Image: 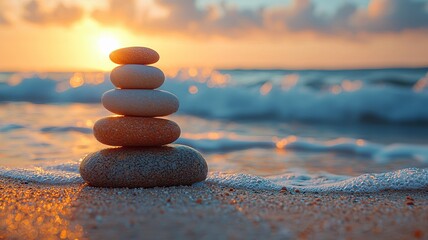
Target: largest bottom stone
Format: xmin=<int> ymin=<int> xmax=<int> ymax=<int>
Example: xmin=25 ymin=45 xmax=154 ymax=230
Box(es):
xmin=80 ymin=144 xmax=208 ymax=188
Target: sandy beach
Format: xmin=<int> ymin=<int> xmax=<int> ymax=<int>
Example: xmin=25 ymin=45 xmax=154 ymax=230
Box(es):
xmin=1 ymin=0 xmax=428 ymax=239
xmin=1 ymin=177 xmax=427 ymax=240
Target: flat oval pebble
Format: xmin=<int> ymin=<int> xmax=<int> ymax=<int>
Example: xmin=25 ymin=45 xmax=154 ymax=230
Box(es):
xmin=110 ymin=65 xmax=165 ymax=89
xmin=93 ymin=116 xmax=180 ymax=146
xmin=102 ymin=89 xmax=179 ymax=117
xmin=80 ymin=144 xmax=208 ymax=188
xmin=110 ymin=47 xmax=160 ymax=65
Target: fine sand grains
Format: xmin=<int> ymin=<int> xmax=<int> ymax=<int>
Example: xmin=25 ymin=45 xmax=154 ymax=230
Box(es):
xmin=1 ymin=178 xmax=427 ymax=240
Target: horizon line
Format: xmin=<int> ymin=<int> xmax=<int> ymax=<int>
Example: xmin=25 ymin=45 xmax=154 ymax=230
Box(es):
xmin=1 ymin=65 xmax=428 ymax=73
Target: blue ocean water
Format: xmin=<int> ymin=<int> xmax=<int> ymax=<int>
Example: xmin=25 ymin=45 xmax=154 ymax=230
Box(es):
xmin=0 ymin=68 xmax=428 ymax=192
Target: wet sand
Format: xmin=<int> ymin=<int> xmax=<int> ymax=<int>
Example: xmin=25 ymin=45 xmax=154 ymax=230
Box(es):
xmin=1 ymin=177 xmax=427 ymax=240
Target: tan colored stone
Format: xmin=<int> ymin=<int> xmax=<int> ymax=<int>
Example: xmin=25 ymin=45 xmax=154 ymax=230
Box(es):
xmin=79 ymin=145 xmax=208 ymax=188
xmin=110 ymin=47 xmax=160 ymax=65
xmin=110 ymin=65 xmax=165 ymax=89
xmin=102 ymin=89 xmax=179 ymax=117
xmin=93 ymin=116 xmax=180 ymax=146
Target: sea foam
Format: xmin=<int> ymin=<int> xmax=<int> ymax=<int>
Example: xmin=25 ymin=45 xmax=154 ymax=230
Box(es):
xmin=1 ymin=163 xmax=427 ymax=193
xmin=0 ymin=163 xmax=82 ymax=184
xmin=208 ymin=168 xmax=428 ymax=192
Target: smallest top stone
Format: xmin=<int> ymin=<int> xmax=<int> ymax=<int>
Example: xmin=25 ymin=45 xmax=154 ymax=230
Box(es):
xmin=110 ymin=47 xmax=160 ymax=65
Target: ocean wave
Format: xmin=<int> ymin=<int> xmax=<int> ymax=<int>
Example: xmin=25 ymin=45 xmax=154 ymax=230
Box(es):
xmin=0 ymin=124 xmax=25 ymax=132
xmin=179 ymin=133 xmax=428 ymax=163
xmin=1 ymin=70 xmax=428 ymax=123
xmin=0 ymin=75 xmax=111 ymax=103
xmin=40 ymin=126 xmax=92 ymax=134
xmin=164 ymin=79 xmax=428 ymax=123
xmin=31 ymin=126 xmax=428 ymax=162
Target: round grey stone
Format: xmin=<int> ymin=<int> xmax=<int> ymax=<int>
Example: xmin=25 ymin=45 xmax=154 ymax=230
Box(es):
xmin=80 ymin=144 xmax=208 ymax=188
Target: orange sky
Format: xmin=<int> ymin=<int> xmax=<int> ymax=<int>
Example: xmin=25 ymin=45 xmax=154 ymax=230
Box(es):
xmin=0 ymin=0 xmax=428 ymax=71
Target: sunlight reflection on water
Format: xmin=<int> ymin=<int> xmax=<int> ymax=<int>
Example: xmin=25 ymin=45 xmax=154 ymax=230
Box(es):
xmin=1 ymin=103 xmax=427 ymax=177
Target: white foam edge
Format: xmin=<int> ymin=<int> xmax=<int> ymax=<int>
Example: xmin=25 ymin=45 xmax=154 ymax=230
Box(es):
xmin=1 ymin=163 xmax=427 ymax=193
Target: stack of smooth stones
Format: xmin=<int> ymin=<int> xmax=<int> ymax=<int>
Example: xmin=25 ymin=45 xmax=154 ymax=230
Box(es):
xmin=80 ymin=46 xmax=208 ymax=188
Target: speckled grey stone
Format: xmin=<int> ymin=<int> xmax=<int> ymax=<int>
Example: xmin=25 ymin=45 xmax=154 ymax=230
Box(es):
xmin=80 ymin=144 xmax=208 ymax=188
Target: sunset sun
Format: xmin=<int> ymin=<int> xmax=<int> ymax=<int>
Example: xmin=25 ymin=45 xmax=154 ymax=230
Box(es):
xmin=98 ymin=34 xmax=120 ymax=56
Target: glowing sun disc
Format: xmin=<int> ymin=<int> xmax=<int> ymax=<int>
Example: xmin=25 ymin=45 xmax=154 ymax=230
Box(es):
xmin=98 ymin=35 xmax=120 ymax=56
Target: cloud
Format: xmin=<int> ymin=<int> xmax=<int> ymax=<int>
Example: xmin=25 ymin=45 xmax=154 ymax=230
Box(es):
xmin=0 ymin=0 xmax=11 ymax=25
xmin=352 ymin=0 xmax=428 ymax=32
xmin=90 ymin=0 xmax=428 ymax=37
xmin=22 ymin=0 xmax=84 ymax=27
xmin=92 ymin=0 xmax=136 ymax=27
xmin=0 ymin=13 xmax=9 ymax=25
xmin=266 ymin=0 xmax=428 ymax=34
xmin=268 ymin=0 xmax=327 ymax=32
xmin=92 ymin=0 xmax=267 ymax=37
xmin=153 ymin=0 xmax=265 ymax=36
